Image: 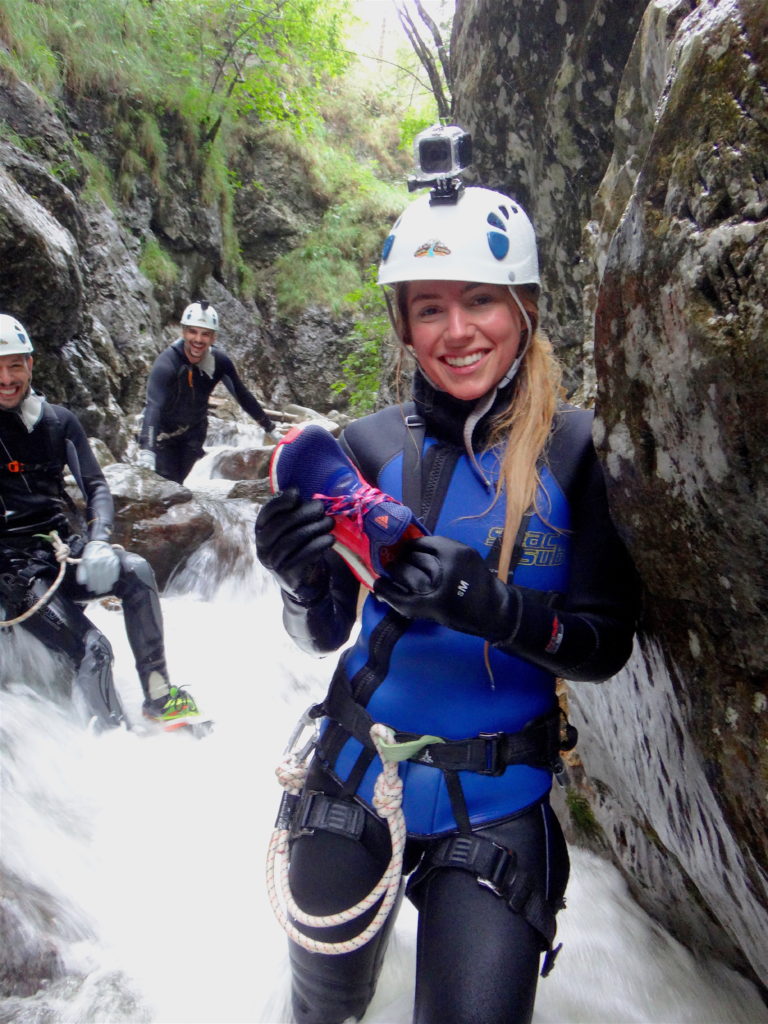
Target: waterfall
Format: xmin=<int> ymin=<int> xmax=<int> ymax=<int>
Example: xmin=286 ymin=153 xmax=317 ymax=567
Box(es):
xmin=1 ymin=431 xmax=767 ymax=1024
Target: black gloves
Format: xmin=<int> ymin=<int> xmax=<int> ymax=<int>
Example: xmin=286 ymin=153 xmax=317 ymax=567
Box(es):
xmin=255 ymin=487 xmax=335 ymax=605
xmin=373 ymin=536 xmax=519 ymax=642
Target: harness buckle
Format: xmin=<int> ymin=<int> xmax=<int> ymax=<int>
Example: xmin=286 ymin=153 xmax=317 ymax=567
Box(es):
xmin=477 ymin=732 xmax=506 ymax=776
xmin=477 ymin=842 xmax=518 ymax=897
xmin=297 ymin=791 xmax=366 ymax=840
xmin=6 ymin=461 xmax=23 ymax=473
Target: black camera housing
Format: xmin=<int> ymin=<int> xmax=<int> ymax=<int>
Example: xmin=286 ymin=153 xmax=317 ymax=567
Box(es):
xmin=408 ymin=124 xmax=473 ymax=204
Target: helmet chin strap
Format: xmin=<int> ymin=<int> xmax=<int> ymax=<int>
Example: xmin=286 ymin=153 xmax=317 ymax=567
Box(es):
xmin=497 ymin=286 xmax=532 ymax=389
xmin=386 ymin=284 xmax=532 ymax=483
xmin=460 ymin=287 xmax=532 ymax=483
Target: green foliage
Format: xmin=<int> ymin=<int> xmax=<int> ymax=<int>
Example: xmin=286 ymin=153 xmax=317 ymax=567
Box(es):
xmin=139 ymin=237 xmax=179 ymax=290
xmin=565 ymin=790 xmax=605 ymax=844
xmin=77 ymin=148 xmax=117 ymax=208
xmin=0 ymin=0 xmax=446 ymax=420
xmin=331 ymin=266 xmax=393 ymax=414
xmin=166 ymin=0 xmax=353 ymax=144
xmin=397 ymin=104 xmax=440 ymax=155
xmin=273 ymin=164 xmax=406 ymax=316
xmin=1 ymin=0 xmax=352 ymax=143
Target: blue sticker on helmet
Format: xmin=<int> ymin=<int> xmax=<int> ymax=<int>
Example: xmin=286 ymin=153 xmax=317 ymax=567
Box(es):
xmin=487 ymin=212 xmax=506 ymax=231
xmin=381 ymin=235 xmax=395 ymax=261
xmin=487 ymin=231 xmax=509 ymax=261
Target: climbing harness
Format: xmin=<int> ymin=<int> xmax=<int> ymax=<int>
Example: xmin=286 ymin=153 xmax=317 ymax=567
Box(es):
xmin=0 ymin=531 xmax=80 ymax=627
xmin=405 ymin=829 xmax=563 ymax=976
xmin=266 ymin=708 xmax=407 ymax=955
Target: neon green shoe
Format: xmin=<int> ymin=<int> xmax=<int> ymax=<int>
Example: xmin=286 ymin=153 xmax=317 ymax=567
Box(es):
xmin=142 ymin=686 xmax=200 ymax=730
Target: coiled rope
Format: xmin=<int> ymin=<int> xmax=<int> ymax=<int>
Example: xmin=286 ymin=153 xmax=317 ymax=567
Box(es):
xmin=266 ymin=720 xmax=407 ymax=955
xmin=0 ymin=530 xmax=80 ymax=627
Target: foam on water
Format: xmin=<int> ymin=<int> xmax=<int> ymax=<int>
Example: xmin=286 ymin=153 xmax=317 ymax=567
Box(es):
xmin=1 ymin=475 xmax=766 ymax=1024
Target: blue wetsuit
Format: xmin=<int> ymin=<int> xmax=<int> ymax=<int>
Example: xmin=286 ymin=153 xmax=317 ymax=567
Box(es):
xmin=275 ymin=375 xmax=639 ymax=1024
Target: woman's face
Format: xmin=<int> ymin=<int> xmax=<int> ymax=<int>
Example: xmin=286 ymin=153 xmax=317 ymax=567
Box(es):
xmin=405 ymin=280 xmax=524 ymax=401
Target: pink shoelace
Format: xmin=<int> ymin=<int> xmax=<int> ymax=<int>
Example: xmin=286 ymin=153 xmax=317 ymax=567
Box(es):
xmin=313 ymin=482 xmax=393 ymax=530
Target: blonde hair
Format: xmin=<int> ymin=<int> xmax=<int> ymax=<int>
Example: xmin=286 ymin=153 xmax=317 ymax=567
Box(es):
xmin=393 ymin=283 xmax=562 ymax=584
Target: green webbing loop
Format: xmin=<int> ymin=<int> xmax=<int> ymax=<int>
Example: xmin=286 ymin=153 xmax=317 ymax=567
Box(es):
xmin=376 ymin=733 xmax=445 ymax=763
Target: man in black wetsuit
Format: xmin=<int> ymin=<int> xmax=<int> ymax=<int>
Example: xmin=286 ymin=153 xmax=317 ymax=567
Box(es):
xmin=0 ymin=313 xmax=199 ymax=730
xmin=137 ymin=300 xmax=276 ymax=484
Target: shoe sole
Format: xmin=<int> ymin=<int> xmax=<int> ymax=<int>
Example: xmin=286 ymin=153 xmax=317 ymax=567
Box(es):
xmin=142 ymin=712 xmax=213 ymax=736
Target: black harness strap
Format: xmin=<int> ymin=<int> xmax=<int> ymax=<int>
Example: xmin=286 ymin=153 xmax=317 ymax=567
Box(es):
xmin=319 ymin=667 xmax=576 ymax=778
xmin=401 ymin=406 xmax=424 ymax=515
xmin=399 ymin=706 xmax=576 ymax=775
xmin=408 ymin=831 xmax=561 ymax=952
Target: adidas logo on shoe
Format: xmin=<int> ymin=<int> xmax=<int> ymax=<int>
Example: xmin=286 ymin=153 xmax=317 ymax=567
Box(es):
xmin=268 ymin=423 xmax=427 ymax=590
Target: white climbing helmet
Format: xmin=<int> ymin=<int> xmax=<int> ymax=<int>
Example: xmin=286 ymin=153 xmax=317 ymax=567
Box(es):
xmin=377 ymin=186 xmax=539 ymax=288
xmin=181 ymin=300 xmax=219 ymax=331
xmin=0 ymin=314 xmax=34 ymax=355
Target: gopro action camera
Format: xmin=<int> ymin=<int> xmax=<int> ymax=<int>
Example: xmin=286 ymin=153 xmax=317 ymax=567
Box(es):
xmin=408 ymin=124 xmax=473 ymax=204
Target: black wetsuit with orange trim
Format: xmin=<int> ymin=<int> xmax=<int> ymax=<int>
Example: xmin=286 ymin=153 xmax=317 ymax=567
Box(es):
xmin=0 ymin=398 xmax=171 ymax=726
xmin=139 ymin=339 xmax=275 ymax=483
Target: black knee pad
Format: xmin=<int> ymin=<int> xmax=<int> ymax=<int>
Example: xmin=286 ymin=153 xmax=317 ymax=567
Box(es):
xmin=118 ymin=550 xmax=157 ymax=589
xmin=74 ymin=628 xmax=125 ymax=730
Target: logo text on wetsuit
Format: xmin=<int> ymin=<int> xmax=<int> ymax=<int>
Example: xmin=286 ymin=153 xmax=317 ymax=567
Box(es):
xmin=519 ymin=531 xmax=565 ymax=568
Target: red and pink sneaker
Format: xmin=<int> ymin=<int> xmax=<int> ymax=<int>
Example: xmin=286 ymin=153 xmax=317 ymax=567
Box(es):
xmin=268 ymin=423 xmax=428 ymax=590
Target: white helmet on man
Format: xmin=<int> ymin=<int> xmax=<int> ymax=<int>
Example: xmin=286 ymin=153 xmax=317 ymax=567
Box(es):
xmin=181 ymin=300 xmax=219 ymax=332
xmin=377 ymin=186 xmax=539 ymax=289
xmin=0 ymin=314 xmax=34 ymax=355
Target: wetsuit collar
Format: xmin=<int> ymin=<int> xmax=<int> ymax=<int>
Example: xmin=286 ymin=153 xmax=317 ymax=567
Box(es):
xmin=16 ymin=392 xmax=45 ymax=432
xmin=197 ymin=348 xmax=215 ymax=378
xmin=413 ymin=369 xmax=515 ymax=485
xmin=174 ymin=337 xmax=216 ymax=379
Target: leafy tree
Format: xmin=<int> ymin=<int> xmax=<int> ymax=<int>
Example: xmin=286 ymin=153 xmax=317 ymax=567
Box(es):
xmin=167 ymin=0 xmax=353 ymax=145
xmin=332 ymin=266 xmax=393 ymax=414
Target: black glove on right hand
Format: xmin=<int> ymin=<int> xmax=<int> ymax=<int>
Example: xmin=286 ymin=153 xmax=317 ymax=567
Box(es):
xmin=373 ymin=535 xmax=517 ymax=641
xmin=255 ymin=487 xmax=335 ymax=604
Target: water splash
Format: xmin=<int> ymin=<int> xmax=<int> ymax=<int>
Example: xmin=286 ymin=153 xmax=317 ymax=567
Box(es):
xmin=2 ymin=457 xmax=766 ymax=1023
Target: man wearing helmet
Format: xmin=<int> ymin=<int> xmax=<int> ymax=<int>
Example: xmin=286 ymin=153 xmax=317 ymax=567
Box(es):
xmin=255 ymin=144 xmax=640 ymax=1023
xmin=138 ymin=300 xmax=276 ymax=484
xmin=0 ymin=314 xmax=200 ymax=730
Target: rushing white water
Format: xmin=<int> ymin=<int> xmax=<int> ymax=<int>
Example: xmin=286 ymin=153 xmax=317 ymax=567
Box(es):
xmin=1 ymin=438 xmax=767 ymax=1024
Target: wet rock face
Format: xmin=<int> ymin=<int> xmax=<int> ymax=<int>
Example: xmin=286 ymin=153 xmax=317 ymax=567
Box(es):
xmin=0 ymin=81 xmax=346 ymax=458
xmin=0 ymin=871 xmax=66 ymax=997
xmin=454 ymin=0 xmax=768 ymax=989
xmin=102 ymin=465 xmax=216 ymax=591
xmin=591 ymin=1 xmax=768 ymax=982
xmin=451 ymin=0 xmax=648 ymax=381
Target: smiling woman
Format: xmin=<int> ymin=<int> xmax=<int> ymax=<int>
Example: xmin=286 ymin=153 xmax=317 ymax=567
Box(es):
xmin=254 ymin=160 xmax=642 ymax=1023
xmin=403 ymin=280 xmax=525 ymax=401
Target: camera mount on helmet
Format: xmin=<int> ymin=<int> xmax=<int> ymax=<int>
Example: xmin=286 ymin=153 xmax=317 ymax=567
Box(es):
xmin=407 ymin=124 xmax=472 ymax=206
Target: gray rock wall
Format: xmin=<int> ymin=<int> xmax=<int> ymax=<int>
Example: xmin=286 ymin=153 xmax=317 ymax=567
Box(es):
xmin=451 ymin=0 xmax=648 ymax=385
xmin=453 ymin=0 xmax=768 ymax=990
xmin=0 ymin=78 xmax=349 ymax=455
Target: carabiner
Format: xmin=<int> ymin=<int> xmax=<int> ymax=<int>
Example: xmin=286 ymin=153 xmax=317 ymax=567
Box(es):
xmin=284 ymin=705 xmax=320 ymax=764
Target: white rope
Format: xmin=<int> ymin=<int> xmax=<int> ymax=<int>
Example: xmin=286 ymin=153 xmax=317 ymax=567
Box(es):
xmin=266 ymin=721 xmax=407 ymax=955
xmin=0 ymin=531 xmax=79 ymax=627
